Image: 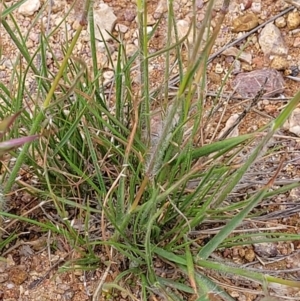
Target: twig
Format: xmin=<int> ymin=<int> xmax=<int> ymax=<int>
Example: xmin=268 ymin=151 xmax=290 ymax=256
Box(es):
xmin=285 ymin=0 xmax=300 ymax=9
xmin=286 ymin=75 xmax=300 ymax=82
xmin=205 ymin=92 xmax=291 ymax=101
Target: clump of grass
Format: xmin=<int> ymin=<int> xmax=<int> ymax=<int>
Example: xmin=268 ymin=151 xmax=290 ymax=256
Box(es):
xmin=1 ymin=0 xmax=300 ymax=300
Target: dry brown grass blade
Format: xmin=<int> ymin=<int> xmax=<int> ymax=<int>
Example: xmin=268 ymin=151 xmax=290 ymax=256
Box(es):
xmin=124 ymin=95 xmax=139 ymax=161
xmin=264 ymin=153 xmax=286 ymax=189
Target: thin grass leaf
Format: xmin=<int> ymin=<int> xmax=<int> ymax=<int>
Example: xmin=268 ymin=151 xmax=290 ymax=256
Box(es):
xmin=196 ymin=258 xmax=300 ymax=288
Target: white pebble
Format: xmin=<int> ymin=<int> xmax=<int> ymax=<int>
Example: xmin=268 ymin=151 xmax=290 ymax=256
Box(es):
xmin=18 ymin=0 xmax=41 ymax=17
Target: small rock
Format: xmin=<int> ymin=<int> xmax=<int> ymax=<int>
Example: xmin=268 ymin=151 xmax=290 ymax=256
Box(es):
xmin=244 ymin=248 xmax=256 ymax=262
xmin=6 ymin=255 xmax=15 ymax=267
xmin=29 ymin=32 xmax=39 ymax=43
xmin=26 ymin=40 xmax=34 ymax=48
xmin=63 ymin=289 xmax=75 ymax=301
xmin=286 ymin=65 xmax=299 ymax=76
xmin=218 ymin=114 xmax=239 ymax=138
xmin=251 ymin=2 xmax=262 ymax=13
xmin=289 ymin=187 xmax=300 ymax=200
xmin=283 ymin=108 xmax=300 ymax=136
xmin=222 ymin=46 xmax=252 ymax=64
xmin=287 ymin=11 xmax=300 ymax=30
xmin=262 ymin=99 xmax=270 ymax=105
xmin=97 ymin=41 xmax=114 ymax=54
xmin=8 ymin=266 xmax=28 ymax=285
xmin=241 ymin=62 xmax=253 ymax=71
xmin=275 ymin=16 xmax=286 ymax=28
xmin=174 ymin=19 xmax=194 ymax=44
xmin=153 ymin=0 xmax=168 ymax=19
xmin=225 ymin=56 xmax=234 ymax=65
xmin=233 ymin=60 xmax=242 ymax=74
xmin=125 ymin=43 xmax=138 ymax=57
xmin=133 ymin=27 xmax=152 ymax=39
xmin=259 ymin=23 xmax=288 ymax=56
xmin=147 ymin=14 xmax=156 ymax=26
xmin=253 ymin=240 xmax=278 ymax=258
xmin=209 ymin=72 xmax=221 ymax=84
xmin=230 ymin=291 xmax=240 ymax=298
xmin=252 ymin=56 xmax=264 ymax=68
xmin=232 ymin=13 xmax=259 ymax=33
xmin=97 ymin=52 xmax=108 ymax=68
xmin=0 ymin=272 xmax=8 ymax=283
xmin=196 ymin=0 xmax=204 ymax=9
xmin=7 ymin=283 xmax=15 ymax=289
xmin=270 ymin=55 xmax=289 ymax=70
xmin=115 ymin=23 xmax=128 ymax=33
xmin=124 ymin=9 xmax=136 ymax=22
xmin=18 ymin=0 xmax=40 ymax=16
xmin=51 ymin=0 xmax=64 ymax=13
xmin=146 ymin=26 xmax=153 ymax=34
xmin=121 ymin=291 xmax=128 ymax=299
xmin=215 ymin=63 xmax=223 ymax=74
xmin=54 ymin=16 xmax=63 ymax=27
xmin=197 ymin=13 xmax=205 ymax=22
xmin=264 ymin=104 xmax=278 ymax=115
xmin=57 ymin=283 xmax=71 ymax=291
xmin=243 ymin=0 xmax=250 ymax=10
xmin=213 ymin=0 xmax=224 ymax=10
xmin=232 ymin=68 xmax=285 ymax=97
xmin=72 ymin=20 xmax=80 ymax=30
xmin=294 ymin=36 xmax=300 ymax=47
xmin=89 ymin=4 xmax=117 ymax=41
xmin=103 ymin=70 xmax=114 ymax=81
xmin=0 ymin=261 xmax=6 ymax=273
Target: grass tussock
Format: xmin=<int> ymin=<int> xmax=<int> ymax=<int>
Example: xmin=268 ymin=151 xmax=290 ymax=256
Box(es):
xmin=0 ymin=0 xmax=300 ymax=300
